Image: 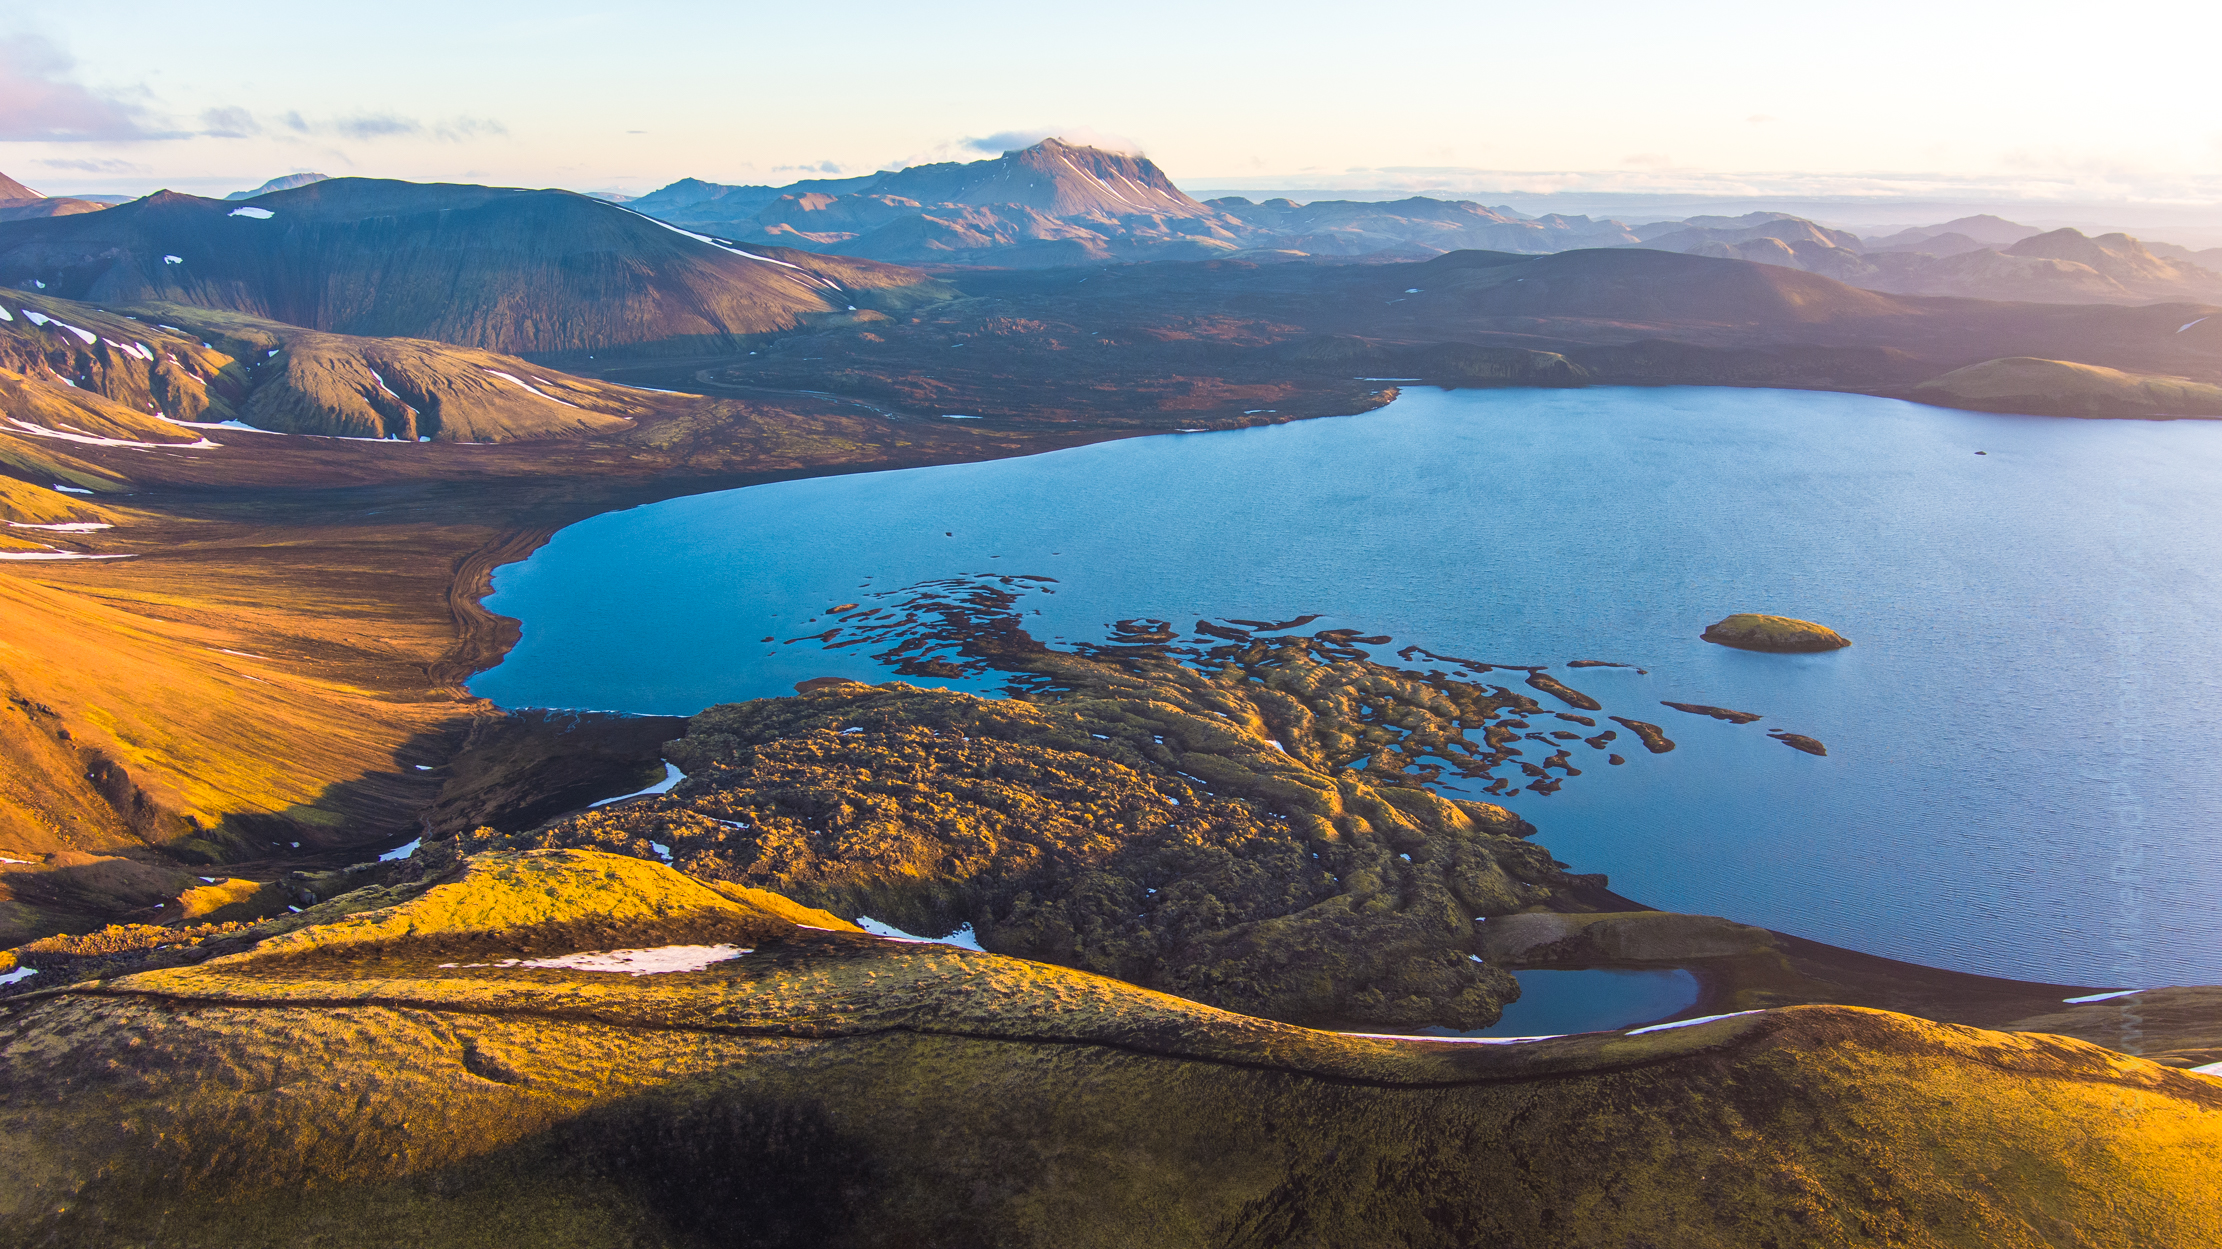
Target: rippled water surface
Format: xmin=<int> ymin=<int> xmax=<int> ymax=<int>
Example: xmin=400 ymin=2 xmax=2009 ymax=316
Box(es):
xmin=473 ymin=387 xmax=2222 ymax=984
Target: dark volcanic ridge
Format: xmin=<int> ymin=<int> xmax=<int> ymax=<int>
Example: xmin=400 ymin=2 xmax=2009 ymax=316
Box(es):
xmin=0 ymin=178 xmax=953 ymax=357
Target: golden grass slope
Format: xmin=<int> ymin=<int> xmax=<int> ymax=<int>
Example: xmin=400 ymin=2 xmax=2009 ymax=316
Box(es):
xmin=1914 ymin=355 xmax=2222 ymax=419
xmin=0 ymin=291 xmax=659 ymax=444
xmin=1 ymin=849 xmax=2215 ymax=1248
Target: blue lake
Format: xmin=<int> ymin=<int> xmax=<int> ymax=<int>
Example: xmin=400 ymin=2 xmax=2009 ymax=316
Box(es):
xmin=1447 ymin=968 xmax=1702 ymax=1038
xmin=472 ymin=386 xmax=2222 ymax=986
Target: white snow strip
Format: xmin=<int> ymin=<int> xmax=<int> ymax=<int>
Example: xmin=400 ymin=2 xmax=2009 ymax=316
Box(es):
xmin=0 ymin=855 xmax=35 ymax=864
xmin=940 ymin=414 xmax=981 ymax=419
xmin=1267 ymin=739 xmax=1286 ymax=752
xmin=444 ymin=944 xmax=749 ymax=975
xmin=51 ymin=484 xmax=93 ymax=494
xmin=614 ymin=204 xmax=809 ymax=269
xmin=7 ymin=417 xmax=216 ymax=450
xmin=2062 ymin=989 xmax=2144 ymax=1004
xmin=0 ymin=967 xmax=37 ymax=987
xmin=228 ymin=206 xmax=275 ymax=219
xmin=854 ymin=917 xmax=985 ymax=951
xmin=56 ymin=322 xmax=95 ymax=344
xmin=2178 ymin=317 xmax=2207 ymax=333
xmin=377 ymin=838 xmax=420 ymax=862
xmin=0 ymin=305 xmax=11 ymax=321
xmin=1337 ymin=1030 xmax=1567 ymax=1045
xmin=103 ymin=338 xmax=152 ymax=360
xmin=1625 ymin=1010 xmax=1764 ymax=1036
xmin=215 ymin=648 xmax=270 ymax=659
xmin=22 ymin=311 xmax=51 ymax=326
xmin=591 ymin=761 xmax=684 ymax=807
xmin=0 ymin=548 xmax=135 ymax=561
xmin=482 ymin=369 xmax=581 ymax=408
xmin=648 ymin=841 xmax=672 ymax=862
xmin=8 ymin=521 xmax=111 ymax=532
xmin=2190 ymin=1061 xmax=2222 ymax=1077
xmin=164 ymin=255 xmax=184 ymax=265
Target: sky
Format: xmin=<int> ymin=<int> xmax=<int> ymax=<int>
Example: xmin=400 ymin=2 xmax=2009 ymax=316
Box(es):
xmin=5 ymin=0 xmax=2220 ymax=226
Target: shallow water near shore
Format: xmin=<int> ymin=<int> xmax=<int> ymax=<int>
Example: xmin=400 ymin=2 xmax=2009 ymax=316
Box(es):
xmin=474 ymin=386 xmax=2222 ymax=985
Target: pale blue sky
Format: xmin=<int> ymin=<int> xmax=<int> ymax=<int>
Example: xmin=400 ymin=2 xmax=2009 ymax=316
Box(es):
xmin=5 ymin=0 xmax=2218 ymax=215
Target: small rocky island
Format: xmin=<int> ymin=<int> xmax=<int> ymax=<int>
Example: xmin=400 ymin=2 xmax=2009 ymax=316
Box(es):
xmin=1701 ymin=613 xmax=1851 ymax=653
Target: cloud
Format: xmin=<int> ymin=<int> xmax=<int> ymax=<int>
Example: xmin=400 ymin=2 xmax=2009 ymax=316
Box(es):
xmin=0 ymin=32 xmax=180 ymax=141
xmin=333 ymin=114 xmax=421 ymax=140
xmin=889 ymin=126 xmax=1146 ymax=171
xmin=964 ymin=126 xmax=1142 ymax=156
xmin=36 ymin=156 xmax=147 ymax=173
xmin=270 ymin=111 xmax=506 ymax=143
xmin=201 ymin=106 xmax=260 ymax=138
xmin=774 ymin=160 xmax=846 ymax=174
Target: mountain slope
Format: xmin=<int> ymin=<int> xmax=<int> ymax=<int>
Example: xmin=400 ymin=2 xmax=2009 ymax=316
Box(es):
xmin=0 ymin=172 xmax=38 ymax=200
xmin=0 ymin=179 xmax=953 ymax=356
xmin=223 ymin=172 xmax=329 ymax=200
xmin=0 ymin=292 xmax=653 ymax=445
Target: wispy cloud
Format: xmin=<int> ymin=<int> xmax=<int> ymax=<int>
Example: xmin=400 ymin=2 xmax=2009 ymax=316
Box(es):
xmin=201 ymin=106 xmax=259 ymax=138
xmin=36 ymin=156 xmax=148 ymax=173
xmin=276 ymin=110 xmax=506 ymax=143
xmin=773 ymin=160 xmax=846 ymax=175
xmin=890 ymin=126 xmax=1146 ymax=170
xmin=0 ymin=32 xmax=181 ymax=141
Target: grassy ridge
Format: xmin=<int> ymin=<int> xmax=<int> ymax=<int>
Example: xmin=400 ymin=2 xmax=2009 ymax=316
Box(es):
xmin=2 ymin=849 xmax=2214 ymax=1247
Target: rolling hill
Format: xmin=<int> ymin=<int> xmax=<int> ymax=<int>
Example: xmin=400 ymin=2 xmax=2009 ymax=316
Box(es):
xmin=0 ymin=179 xmax=954 ymax=356
xmin=0 ymin=848 xmax=2215 ymax=1247
xmin=0 ymin=291 xmax=654 ymax=446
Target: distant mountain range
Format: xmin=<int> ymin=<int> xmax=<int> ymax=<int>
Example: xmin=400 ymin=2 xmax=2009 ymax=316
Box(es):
xmin=224 ymin=172 xmax=331 ymax=201
xmin=0 ymin=178 xmax=952 ymax=356
xmin=609 ymin=142 xmax=2222 ymax=307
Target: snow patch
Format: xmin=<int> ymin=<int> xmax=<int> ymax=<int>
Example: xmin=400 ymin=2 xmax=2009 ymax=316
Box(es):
xmin=854 ymin=917 xmax=985 ymax=951
xmin=0 ymin=548 xmax=136 ymax=561
xmin=0 ymin=967 xmax=37 ymax=987
xmin=377 ymin=839 xmax=420 ymax=862
xmin=1625 ymin=1010 xmax=1764 ymax=1036
xmin=1338 ymin=1030 xmax=1565 ymax=1045
xmin=164 ymin=255 xmax=184 ymax=265
xmin=2190 ymin=1061 xmax=2222 ymax=1077
xmin=228 ymin=206 xmax=275 ymax=219
xmin=591 ymin=761 xmax=684 ymax=807
xmin=441 ymin=944 xmax=749 ymax=975
xmin=2178 ymin=317 xmax=2208 ymax=333
xmin=2062 ymin=989 xmax=2144 ymax=1004
xmin=6 ymin=417 xmax=217 ymax=450
xmin=8 ymin=521 xmax=111 ymax=532
xmin=615 ymin=205 xmax=809 ymax=270
xmin=50 ymin=484 xmax=93 ymax=494
xmin=482 ymin=369 xmax=582 ymax=408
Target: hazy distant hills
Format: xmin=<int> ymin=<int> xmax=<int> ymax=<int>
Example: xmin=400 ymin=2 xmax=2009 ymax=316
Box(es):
xmin=1207 ymin=196 xmax=1640 ymax=259
xmin=224 ymin=172 xmax=331 ymax=201
xmin=1624 ymin=213 xmax=2222 ymax=306
xmin=0 ymin=179 xmax=952 ymax=356
xmin=616 ymin=145 xmax=2222 ymax=306
xmin=0 ymin=169 xmax=113 ymax=225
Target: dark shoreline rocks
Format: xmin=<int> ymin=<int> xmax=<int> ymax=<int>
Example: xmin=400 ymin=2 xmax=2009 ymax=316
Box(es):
xmin=1701 ymin=613 xmax=1851 ymax=652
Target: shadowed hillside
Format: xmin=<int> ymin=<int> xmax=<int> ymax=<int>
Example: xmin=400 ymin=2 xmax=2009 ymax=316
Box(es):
xmin=0 ymin=180 xmax=954 ymax=356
